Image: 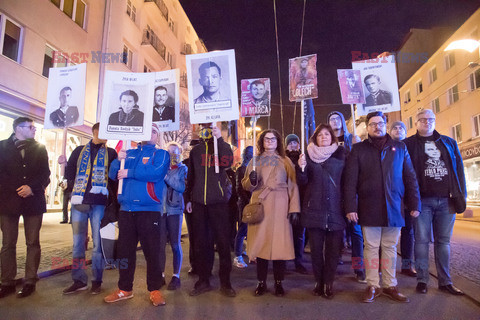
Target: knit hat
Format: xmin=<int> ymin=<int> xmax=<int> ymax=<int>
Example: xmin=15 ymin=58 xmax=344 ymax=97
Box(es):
xmin=389 ymin=121 xmax=406 ymax=133
xmin=285 ymin=134 xmax=300 ymax=147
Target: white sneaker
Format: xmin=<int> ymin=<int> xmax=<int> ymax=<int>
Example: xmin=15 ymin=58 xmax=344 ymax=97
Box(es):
xmin=233 ymin=256 xmax=248 ymax=268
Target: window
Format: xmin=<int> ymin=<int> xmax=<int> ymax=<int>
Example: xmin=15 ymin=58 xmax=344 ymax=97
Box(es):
xmin=431 ymin=97 xmax=440 ymax=114
xmin=50 ymin=0 xmax=87 ymax=28
xmin=123 ymin=44 xmax=133 ymax=69
xmin=168 ymin=18 xmax=175 ymax=34
xmin=143 ymin=64 xmax=151 ymax=73
xmin=416 ymin=80 xmax=423 ymax=95
xmin=473 ymin=114 xmax=480 ymax=138
xmin=408 ymin=116 xmax=413 ymax=130
xmin=447 ymin=84 xmax=459 ymax=105
xmin=452 ymin=124 xmax=462 ymax=143
xmin=429 ymin=67 xmax=437 ymax=84
xmin=469 ymin=69 xmax=480 ymax=91
xmin=444 ymin=52 xmax=455 ymax=71
xmin=0 ymin=15 xmax=23 ymax=62
xmin=404 ymin=90 xmax=411 ymax=103
xmin=42 ymin=45 xmax=54 ymax=77
xmin=167 ymin=51 xmax=175 ymax=68
xmin=126 ymin=0 xmax=136 ymax=22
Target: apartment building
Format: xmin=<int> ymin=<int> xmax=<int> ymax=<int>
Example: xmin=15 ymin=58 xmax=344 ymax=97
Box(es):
xmin=399 ymin=8 xmax=480 ymax=206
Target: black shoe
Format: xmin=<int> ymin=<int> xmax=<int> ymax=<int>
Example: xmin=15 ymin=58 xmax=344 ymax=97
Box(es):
xmin=0 ymin=285 xmax=16 ymax=299
xmin=416 ymin=282 xmax=428 ymax=294
xmin=60 ymin=221 xmax=68 ymax=224
xmin=439 ymin=284 xmax=464 ymax=296
xmin=324 ymin=283 xmax=334 ymax=299
xmin=167 ymin=276 xmax=181 ymax=291
xmin=254 ymin=281 xmax=267 ymax=296
xmin=17 ymin=284 xmax=35 ymax=298
xmin=189 ymin=280 xmax=212 ymax=296
xmin=295 ymin=263 xmax=308 ymax=275
xmin=90 ymin=281 xmax=101 ymax=295
xmin=313 ymin=282 xmax=324 ymax=296
xmin=401 ymin=268 xmax=417 ymax=277
xmin=63 ymin=281 xmax=88 ymax=294
xmin=274 ymin=280 xmax=285 ymax=297
xmin=220 ymin=285 xmax=236 ymax=297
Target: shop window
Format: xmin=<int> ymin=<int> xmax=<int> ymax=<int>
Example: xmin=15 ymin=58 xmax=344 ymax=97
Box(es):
xmin=0 ymin=15 xmax=23 ymax=62
xmin=452 ymin=123 xmax=462 ymax=143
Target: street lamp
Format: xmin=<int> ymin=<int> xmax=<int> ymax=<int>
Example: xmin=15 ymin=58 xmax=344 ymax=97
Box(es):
xmin=444 ymin=39 xmax=480 ymax=53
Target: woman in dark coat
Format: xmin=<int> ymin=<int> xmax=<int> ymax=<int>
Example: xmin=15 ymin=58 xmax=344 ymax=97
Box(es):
xmin=297 ymin=124 xmax=346 ymax=299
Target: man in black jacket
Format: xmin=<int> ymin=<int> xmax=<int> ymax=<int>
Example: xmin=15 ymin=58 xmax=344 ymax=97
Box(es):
xmin=185 ymin=123 xmax=236 ymax=297
xmin=62 ymin=123 xmax=117 ymax=295
xmin=344 ymin=111 xmax=420 ymax=303
xmin=404 ymin=109 xmax=466 ymax=296
xmin=0 ymin=117 xmax=50 ymax=298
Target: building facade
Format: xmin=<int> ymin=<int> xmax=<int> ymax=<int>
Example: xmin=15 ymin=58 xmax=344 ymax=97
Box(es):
xmin=399 ymin=8 xmax=480 ymax=206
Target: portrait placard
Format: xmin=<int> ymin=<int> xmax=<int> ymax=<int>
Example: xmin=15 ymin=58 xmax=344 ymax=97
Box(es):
xmin=337 ymin=69 xmax=366 ymax=104
xmin=99 ymin=70 xmax=154 ymax=141
xmin=352 ymin=55 xmax=400 ymax=116
xmin=152 ymin=69 xmax=180 ymax=131
xmin=44 ymin=63 xmax=86 ymax=129
xmin=240 ymin=78 xmax=271 ymax=117
xmin=186 ymin=49 xmax=239 ymax=124
xmin=289 ymin=54 xmax=318 ymax=102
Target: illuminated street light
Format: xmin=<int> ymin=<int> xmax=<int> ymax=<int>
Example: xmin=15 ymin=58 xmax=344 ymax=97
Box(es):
xmin=444 ymin=39 xmax=480 ymax=53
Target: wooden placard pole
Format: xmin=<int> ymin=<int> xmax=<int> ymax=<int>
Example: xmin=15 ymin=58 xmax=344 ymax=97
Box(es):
xmin=252 ymin=116 xmax=257 ymax=170
xmin=118 ymin=140 xmax=131 ymax=194
xmin=60 ymin=127 xmax=68 ymax=177
xmin=301 ymin=100 xmax=305 ymax=172
xmin=351 ymin=104 xmax=357 ymax=136
xmin=213 ymin=122 xmax=219 ymax=173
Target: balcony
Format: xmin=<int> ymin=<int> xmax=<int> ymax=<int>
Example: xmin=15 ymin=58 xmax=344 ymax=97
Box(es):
xmin=180 ymin=73 xmax=188 ymax=88
xmin=181 ymin=43 xmax=192 ymax=55
xmin=142 ymin=29 xmax=166 ymax=60
xmin=145 ymin=0 xmax=168 ymax=21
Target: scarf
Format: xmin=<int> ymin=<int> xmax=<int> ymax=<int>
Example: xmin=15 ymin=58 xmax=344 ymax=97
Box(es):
xmin=71 ymin=141 xmax=108 ymax=205
xmin=369 ymin=135 xmax=388 ymax=150
xmin=307 ymin=142 xmax=338 ymax=163
xmin=12 ymin=135 xmax=34 ymax=158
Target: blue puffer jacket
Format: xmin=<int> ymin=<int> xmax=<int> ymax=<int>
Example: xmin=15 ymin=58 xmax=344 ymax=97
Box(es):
xmin=109 ymin=143 xmax=170 ymax=212
xmin=162 ymin=163 xmax=188 ymax=215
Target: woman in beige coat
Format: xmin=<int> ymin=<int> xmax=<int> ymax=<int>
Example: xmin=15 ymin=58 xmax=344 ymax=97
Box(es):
xmin=242 ymin=129 xmax=301 ymax=297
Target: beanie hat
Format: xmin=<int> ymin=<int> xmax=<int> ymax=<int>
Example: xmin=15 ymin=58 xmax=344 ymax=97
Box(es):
xmin=285 ymin=134 xmax=300 ymax=147
xmin=389 ymin=121 xmax=406 ymax=133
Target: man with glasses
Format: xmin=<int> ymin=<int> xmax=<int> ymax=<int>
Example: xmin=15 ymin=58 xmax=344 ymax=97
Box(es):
xmin=327 ymin=111 xmax=364 ymax=282
xmin=344 ymin=111 xmax=420 ymax=303
xmin=404 ymin=109 xmax=466 ymax=295
xmin=0 ymin=117 xmax=50 ymax=298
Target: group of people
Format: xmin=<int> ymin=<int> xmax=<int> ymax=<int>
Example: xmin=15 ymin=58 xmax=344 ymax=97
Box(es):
xmin=0 ymin=106 xmax=466 ymax=306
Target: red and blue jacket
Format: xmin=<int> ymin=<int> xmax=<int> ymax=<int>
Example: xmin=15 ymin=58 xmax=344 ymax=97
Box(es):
xmin=109 ymin=143 xmax=170 ymax=212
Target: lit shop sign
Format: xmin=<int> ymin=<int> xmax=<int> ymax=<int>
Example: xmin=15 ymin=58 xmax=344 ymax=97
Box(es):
xmin=461 ymin=142 xmax=480 ymax=160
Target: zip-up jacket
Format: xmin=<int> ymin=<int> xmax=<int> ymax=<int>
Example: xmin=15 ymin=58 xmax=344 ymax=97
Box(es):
xmin=343 ymin=134 xmax=421 ymax=227
xmin=404 ymin=130 xmax=467 ymax=212
xmin=185 ymin=137 xmax=233 ymax=205
xmin=109 ymin=143 xmax=170 ymax=212
xmin=162 ymin=162 xmax=188 ymax=215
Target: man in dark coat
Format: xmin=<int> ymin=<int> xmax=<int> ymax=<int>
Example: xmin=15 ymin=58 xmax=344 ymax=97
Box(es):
xmin=404 ymin=109 xmax=466 ymax=296
xmin=0 ymin=117 xmax=50 ymax=298
xmin=344 ymin=111 xmax=420 ymax=303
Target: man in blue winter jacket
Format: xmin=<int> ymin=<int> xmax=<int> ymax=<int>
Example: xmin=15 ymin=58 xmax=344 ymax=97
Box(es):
xmin=104 ymin=123 xmax=170 ymax=307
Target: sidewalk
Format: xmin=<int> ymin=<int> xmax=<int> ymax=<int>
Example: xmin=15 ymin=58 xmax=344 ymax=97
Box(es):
xmin=0 ymin=212 xmax=479 ymax=319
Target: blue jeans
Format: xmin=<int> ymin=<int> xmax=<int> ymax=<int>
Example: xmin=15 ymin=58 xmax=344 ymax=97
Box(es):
xmin=159 ymin=214 xmax=183 ymax=275
xmin=71 ymin=205 xmax=105 ymax=284
xmin=234 ymin=222 xmax=248 ymax=257
xmin=348 ymin=221 xmax=364 ymax=276
xmin=400 ymin=209 xmax=415 ymax=269
xmin=414 ymin=197 xmax=455 ymax=286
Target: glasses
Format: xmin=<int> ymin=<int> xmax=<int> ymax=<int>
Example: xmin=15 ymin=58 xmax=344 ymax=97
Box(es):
xmin=418 ymin=118 xmax=435 ymax=124
xmin=264 ymin=137 xmax=277 ymax=142
xmin=329 ymin=117 xmax=341 ymax=122
xmin=367 ymin=122 xmax=386 ymax=128
xmin=19 ymin=125 xmax=36 ymax=130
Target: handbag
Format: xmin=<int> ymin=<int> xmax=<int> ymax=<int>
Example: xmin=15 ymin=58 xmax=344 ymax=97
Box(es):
xmin=242 ymin=165 xmax=277 ymax=224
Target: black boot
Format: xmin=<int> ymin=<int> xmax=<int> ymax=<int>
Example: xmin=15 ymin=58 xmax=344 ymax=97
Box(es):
xmin=313 ymin=282 xmax=324 ymax=296
xmin=324 ymin=283 xmax=334 ymax=299
xmin=254 ymin=281 xmax=267 ymax=296
xmin=274 ymin=280 xmax=284 ymax=297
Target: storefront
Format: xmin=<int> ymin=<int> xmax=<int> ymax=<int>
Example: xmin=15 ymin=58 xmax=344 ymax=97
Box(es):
xmin=461 ymin=140 xmax=480 ymax=206
xmin=0 ymin=108 xmax=91 ymax=211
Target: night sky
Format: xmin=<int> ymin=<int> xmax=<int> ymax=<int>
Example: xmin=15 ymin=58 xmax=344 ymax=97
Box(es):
xmin=179 ymin=0 xmax=480 ymax=136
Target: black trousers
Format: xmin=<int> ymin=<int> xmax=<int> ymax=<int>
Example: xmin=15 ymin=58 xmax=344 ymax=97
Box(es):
xmin=62 ymin=190 xmax=71 ymax=222
xmin=191 ymin=202 xmax=232 ymax=286
xmin=117 ymin=211 xmax=162 ymax=292
xmin=256 ymin=258 xmax=286 ymax=282
xmin=308 ymin=228 xmax=343 ymax=285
